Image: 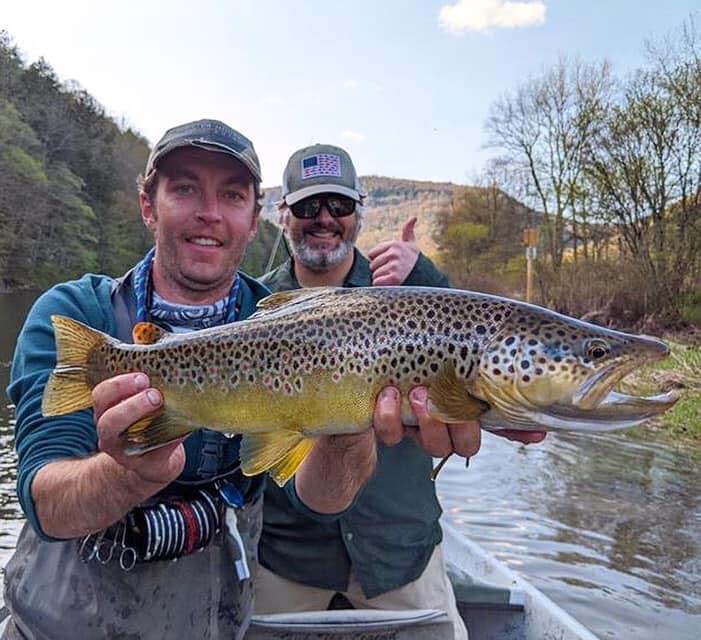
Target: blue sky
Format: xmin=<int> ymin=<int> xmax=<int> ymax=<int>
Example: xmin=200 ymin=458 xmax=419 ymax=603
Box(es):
xmin=2 ymin=1 xmax=698 ymax=186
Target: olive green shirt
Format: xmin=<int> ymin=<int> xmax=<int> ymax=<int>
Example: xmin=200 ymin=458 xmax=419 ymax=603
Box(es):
xmin=258 ymin=249 xmax=451 ymax=598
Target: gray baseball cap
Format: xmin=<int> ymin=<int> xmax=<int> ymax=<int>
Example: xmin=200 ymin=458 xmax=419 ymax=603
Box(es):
xmin=280 ymin=144 xmax=366 ymax=206
xmin=145 ymin=119 xmax=261 ymax=182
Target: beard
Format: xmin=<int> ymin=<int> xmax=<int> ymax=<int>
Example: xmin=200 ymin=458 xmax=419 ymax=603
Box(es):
xmin=288 ymin=219 xmax=359 ymax=273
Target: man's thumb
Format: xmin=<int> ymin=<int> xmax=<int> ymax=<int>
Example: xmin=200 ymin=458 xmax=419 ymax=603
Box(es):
xmin=401 ymin=217 xmax=418 ymax=243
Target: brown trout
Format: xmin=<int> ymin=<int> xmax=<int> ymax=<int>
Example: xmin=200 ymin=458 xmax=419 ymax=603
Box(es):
xmin=42 ymin=286 xmax=678 ymax=486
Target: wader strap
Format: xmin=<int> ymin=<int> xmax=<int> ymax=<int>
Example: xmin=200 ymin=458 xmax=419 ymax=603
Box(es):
xmin=110 ymin=270 xmax=138 ymax=343
xmin=197 ymin=431 xmax=225 ymax=478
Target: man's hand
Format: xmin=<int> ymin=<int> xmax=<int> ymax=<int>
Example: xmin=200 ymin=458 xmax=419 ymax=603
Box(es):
xmin=32 ymin=373 xmax=186 ymax=539
xmin=295 ymin=430 xmax=377 ymax=514
xmin=93 ymin=372 xmax=185 ymax=485
xmin=367 ymin=217 xmax=421 ymax=286
xmin=372 ymin=386 xmax=481 ymax=458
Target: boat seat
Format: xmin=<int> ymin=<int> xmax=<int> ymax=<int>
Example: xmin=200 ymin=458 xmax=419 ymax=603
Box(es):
xmin=448 ymin=567 xmax=526 ymax=611
xmin=245 ymin=608 xmax=453 ymax=639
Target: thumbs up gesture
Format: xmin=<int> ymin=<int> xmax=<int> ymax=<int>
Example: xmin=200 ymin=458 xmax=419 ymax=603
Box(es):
xmin=367 ymin=217 xmax=420 ymax=286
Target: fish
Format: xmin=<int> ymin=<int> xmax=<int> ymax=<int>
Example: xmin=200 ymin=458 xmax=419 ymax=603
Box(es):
xmin=41 ymin=286 xmax=679 ymax=486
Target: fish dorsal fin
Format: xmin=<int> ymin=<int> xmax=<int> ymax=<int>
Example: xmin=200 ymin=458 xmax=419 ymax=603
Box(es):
xmin=239 ymin=431 xmax=305 ymax=479
xmin=268 ymin=437 xmax=316 ymax=487
xmin=255 ymin=287 xmax=339 ymax=312
xmin=132 ymin=322 xmax=169 ymax=345
xmin=428 ymin=361 xmax=490 ymax=422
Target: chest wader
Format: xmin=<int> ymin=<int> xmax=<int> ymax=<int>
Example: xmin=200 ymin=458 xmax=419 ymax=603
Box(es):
xmin=2 ymin=273 xmax=263 ymax=639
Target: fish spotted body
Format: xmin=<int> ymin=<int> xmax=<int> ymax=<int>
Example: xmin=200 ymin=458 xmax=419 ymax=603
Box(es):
xmin=42 ymin=286 xmax=678 ymax=485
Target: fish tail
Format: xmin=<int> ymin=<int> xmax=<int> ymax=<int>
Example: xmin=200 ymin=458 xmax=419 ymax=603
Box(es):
xmin=42 ymin=315 xmax=105 ymax=416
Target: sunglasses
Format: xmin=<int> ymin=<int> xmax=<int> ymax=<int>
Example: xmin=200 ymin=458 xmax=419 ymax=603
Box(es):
xmin=289 ymin=195 xmax=357 ymax=219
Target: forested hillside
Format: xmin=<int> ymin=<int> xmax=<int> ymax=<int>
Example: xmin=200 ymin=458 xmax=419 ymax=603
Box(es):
xmin=0 ymin=31 xmax=285 ymax=288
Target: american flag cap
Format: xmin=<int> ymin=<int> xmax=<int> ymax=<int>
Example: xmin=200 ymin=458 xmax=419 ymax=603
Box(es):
xmin=145 ymin=119 xmax=261 ymax=183
xmin=281 ymin=143 xmax=366 ymax=206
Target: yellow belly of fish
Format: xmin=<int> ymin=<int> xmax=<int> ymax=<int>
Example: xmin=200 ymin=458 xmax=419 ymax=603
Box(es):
xmin=161 ymin=371 xmax=380 ymax=437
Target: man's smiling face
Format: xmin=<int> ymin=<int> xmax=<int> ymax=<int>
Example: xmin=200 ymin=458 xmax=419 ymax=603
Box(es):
xmin=140 ymin=147 xmax=258 ymax=304
xmin=285 ymin=193 xmax=360 ymax=273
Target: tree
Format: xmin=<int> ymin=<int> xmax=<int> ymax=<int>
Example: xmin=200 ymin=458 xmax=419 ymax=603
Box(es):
xmin=485 ymin=56 xmax=613 ymax=269
xmin=586 ymin=17 xmax=701 ymax=316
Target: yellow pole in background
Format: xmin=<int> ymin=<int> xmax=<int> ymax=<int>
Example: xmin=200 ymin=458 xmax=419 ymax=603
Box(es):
xmin=523 ymin=227 xmax=539 ymax=303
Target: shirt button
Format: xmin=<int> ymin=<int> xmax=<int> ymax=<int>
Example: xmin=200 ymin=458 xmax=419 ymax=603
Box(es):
xmin=345 ymin=532 xmax=353 ymax=541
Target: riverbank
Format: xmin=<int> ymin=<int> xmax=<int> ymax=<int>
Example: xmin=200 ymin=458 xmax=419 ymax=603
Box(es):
xmin=621 ymin=338 xmax=701 ymax=445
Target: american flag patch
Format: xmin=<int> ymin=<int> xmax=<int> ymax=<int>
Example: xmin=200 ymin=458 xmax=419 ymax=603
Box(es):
xmin=301 ymin=153 xmax=342 ymax=179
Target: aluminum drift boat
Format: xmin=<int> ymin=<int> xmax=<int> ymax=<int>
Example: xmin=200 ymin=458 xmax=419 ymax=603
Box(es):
xmin=0 ymin=521 xmax=599 ymax=639
xmin=246 ymin=519 xmax=599 ymax=640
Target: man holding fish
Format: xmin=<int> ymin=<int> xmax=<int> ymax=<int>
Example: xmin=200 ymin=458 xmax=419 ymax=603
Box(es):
xmin=254 ymin=144 xmax=545 ymax=640
xmin=2 ymin=121 xmax=485 ymax=640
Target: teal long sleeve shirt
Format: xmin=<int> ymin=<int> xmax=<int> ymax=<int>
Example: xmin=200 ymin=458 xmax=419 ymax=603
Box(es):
xmin=8 ymin=271 xmax=279 ymax=540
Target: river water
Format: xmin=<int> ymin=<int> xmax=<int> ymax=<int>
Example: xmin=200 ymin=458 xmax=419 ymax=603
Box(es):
xmin=0 ymin=291 xmax=698 ymax=639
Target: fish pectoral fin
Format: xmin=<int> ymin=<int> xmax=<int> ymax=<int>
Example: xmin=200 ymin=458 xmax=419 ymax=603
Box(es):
xmin=268 ymin=438 xmax=317 ymax=487
xmin=132 ymin=322 xmax=169 ymax=345
xmin=239 ymin=431 xmax=305 ymax=478
xmin=428 ymin=362 xmax=490 ymax=422
xmin=122 ymin=410 xmax=196 ymax=455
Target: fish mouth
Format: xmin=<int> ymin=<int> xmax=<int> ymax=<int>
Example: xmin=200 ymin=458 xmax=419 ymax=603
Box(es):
xmin=480 ymin=385 xmax=680 ymax=433
xmin=572 ymin=336 xmax=670 ymax=410
xmin=546 ymin=389 xmax=680 ymax=428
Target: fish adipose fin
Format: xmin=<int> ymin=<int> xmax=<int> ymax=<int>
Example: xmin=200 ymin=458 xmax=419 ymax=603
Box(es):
xmin=122 ymin=411 xmax=196 ymax=455
xmin=132 ymin=322 xmax=169 ymax=345
xmin=428 ymin=362 xmax=490 ymax=422
xmin=240 ymin=431 xmax=315 ymax=484
xmin=42 ymin=315 xmax=106 ymax=417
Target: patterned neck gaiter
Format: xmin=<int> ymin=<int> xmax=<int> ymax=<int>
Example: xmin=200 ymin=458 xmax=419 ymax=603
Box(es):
xmin=132 ymin=247 xmax=241 ymax=331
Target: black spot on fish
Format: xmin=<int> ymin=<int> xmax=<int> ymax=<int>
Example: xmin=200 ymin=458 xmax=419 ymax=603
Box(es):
xmin=521 ymin=360 xmax=530 ymax=369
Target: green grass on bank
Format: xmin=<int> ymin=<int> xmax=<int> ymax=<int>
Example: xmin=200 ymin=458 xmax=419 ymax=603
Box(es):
xmin=619 ymin=339 xmax=701 ymax=445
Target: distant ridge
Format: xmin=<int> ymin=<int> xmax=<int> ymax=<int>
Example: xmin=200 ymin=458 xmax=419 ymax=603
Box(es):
xmin=262 ymin=175 xmax=468 ymax=261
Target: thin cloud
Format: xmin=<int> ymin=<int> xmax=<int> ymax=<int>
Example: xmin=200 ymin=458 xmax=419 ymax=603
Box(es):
xmin=344 ymin=79 xmax=360 ymax=89
xmin=341 ymin=130 xmax=366 ymax=142
xmin=439 ymin=0 xmax=546 ymax=34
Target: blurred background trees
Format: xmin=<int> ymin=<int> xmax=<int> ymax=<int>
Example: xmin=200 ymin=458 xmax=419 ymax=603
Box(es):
xmin=437 ymin=15 xmax=700 ymax=328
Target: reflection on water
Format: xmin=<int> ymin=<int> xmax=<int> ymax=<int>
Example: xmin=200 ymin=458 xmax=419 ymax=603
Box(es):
xmin=0 ymin=291 xmax=40 ymax=556
xmin=0 ymin=291 xmax=698 ymax=638
xmin=437 ymin=431 xmax=701 ymax=639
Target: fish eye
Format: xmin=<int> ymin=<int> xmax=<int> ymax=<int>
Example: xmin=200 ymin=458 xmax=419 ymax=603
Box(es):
xmin=585 ymin=339 xmax=610 ymax=360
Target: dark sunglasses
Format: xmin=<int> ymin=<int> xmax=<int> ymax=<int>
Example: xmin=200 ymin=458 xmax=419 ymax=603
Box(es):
xmin=290 ymin=195 xmax=357 ymax=219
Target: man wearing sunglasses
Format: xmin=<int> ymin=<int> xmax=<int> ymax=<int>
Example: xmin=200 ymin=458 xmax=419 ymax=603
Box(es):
xmin=255 ymin=143 xmax=471 ymax=639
